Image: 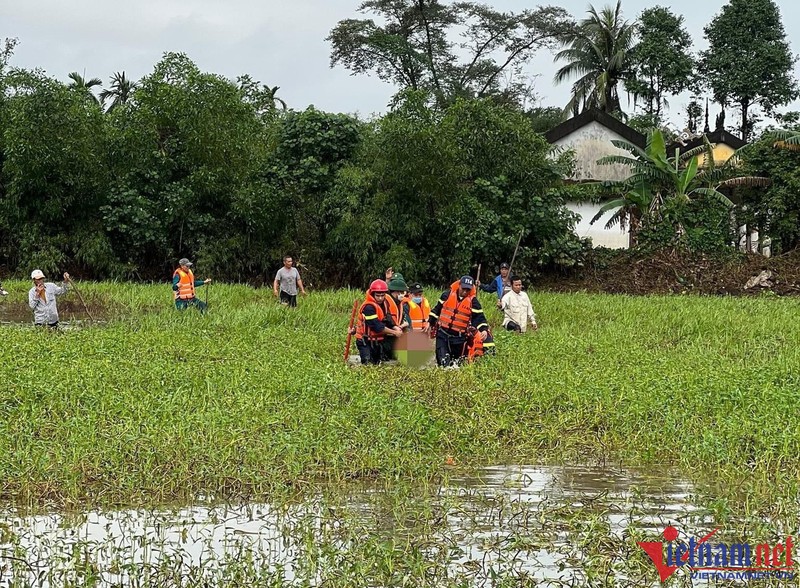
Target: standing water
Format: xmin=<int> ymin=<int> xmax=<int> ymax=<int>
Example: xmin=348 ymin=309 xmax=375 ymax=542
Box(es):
xmin=0 ymin=463 xmax=728 ymax=587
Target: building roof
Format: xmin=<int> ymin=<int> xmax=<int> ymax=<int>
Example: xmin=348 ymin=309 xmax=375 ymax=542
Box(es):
xmin=545 ymin=108 xmax=646 ymax=149
xmin=666 ymin=128 xmax=747 ymax=154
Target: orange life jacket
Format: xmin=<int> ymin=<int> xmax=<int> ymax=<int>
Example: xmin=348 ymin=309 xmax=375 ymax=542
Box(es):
xmin=173 ymin=268 xmax=196 ymax=300
xmin=467 ymin=328 xmax=494 ymax=361
xmin=385 ymin=294 xmax=408 ymax=327
xmin=356 ymin=293 xmax=388 ymax=342
xmin=438 ymin=281 xmax=476 ymax=334
xmin=405 ymin=295 xmax=431 ymax=330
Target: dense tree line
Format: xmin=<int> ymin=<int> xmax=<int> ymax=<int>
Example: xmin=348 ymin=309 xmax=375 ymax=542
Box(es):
xmin=2 ymin=0 xmax=799 ymax=285
xmin=0 ymin=51 xmax=582 ymax=286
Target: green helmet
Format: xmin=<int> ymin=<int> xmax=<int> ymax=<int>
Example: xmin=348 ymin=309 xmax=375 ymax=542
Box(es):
xmin=387 ymin=275 xmax=408 ymax=291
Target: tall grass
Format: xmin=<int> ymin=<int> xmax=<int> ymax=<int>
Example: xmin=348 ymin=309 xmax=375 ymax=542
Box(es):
xmin=1 ymin=280 xmax=799 ymax=511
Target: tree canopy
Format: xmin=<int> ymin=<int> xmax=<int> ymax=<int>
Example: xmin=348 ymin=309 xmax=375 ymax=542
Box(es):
xmin=328 ymin=0 xmax=574 ymax=108
xmin=700 ymin=0 xmax=797 ymax=141
xmin=0 ymin=50 xmax=581 ymax=284
xmin=626 ymin=6 xmax=695 ymax=119
xmin=553 ymin=1 xmax=635 ymax=115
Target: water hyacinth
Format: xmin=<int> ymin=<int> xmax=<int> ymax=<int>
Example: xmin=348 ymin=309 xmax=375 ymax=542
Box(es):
xmin=0 ymin=281 xmax=799 ymax=507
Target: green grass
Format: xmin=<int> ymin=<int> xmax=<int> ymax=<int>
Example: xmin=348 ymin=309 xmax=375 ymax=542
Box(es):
xmin=1 ymin=280 xmax=799 ymax=510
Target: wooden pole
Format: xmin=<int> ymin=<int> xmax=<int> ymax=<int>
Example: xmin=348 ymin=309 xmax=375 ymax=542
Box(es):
xmin=344 ymin=299 xmax=360 ymax=363
xmin=508 ymin=228 xmax=524 ymax=274
xmin=68 ymin=277 xmax=95 ymax=322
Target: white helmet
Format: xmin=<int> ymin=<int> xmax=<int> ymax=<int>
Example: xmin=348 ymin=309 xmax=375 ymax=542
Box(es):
xmin=31 ymin=269 xmax=45 ymax=279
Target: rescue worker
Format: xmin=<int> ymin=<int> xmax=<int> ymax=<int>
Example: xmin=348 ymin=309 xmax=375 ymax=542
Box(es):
xmin=386 ymin=274 xmax=411 ymax=332
xmin=405 ymin=283 xmax=430 ymax=331
xmin=428 ymin=276 xmax=490 ymax=367
xmin=172 ymin=258 xmax=212 ymax=311
xmin=355 ymin=279 xmax=403 ymax=364
xmin=28 ymin=269 xmax=70 ymax=328
xmin=478 ymin=327 xmax=496 ymax=356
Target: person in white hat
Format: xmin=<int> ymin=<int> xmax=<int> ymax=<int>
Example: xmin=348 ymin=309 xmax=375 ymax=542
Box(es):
xmin=28 ymin=269 xmax=71 ymax=327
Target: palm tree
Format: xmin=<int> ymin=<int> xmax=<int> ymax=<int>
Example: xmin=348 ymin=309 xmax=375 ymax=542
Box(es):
xmin=67 ymin=71 xmax=102 ymax=105
xmin=99 ymin=71 xmax=137 ymax=112
xmin=237 ymin=76 xmax=288 ymax=115
xmin=264 ymin=85 xmax=287 ymax=111
xmin=592 ymin=130 xmax=770 ymax=243
xmin=553 ymin=1 xmax=635 ymax=115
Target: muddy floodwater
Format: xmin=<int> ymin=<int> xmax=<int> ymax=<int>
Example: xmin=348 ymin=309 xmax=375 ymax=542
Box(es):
xmin=0 ymin=299 xmax=107 ymax=327
xmin=0 ymin=463 xmax=737 ymax=587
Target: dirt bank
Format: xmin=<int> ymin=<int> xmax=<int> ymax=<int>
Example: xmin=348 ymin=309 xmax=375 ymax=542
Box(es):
xmin=537 ymin=249 xmax=800 ymax=296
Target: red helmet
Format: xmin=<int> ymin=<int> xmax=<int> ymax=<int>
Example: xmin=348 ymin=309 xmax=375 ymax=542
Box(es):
xmin=369 ymin=279 xmax=389 ymax=293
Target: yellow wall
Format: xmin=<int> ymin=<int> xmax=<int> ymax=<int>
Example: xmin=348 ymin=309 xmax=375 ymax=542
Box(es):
xmin=697 ymin=143 xmax=737 ymax=167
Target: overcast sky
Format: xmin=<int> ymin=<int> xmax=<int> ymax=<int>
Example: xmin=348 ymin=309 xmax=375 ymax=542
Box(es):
xmin=3 ymin=0 xmax=800 ymax=130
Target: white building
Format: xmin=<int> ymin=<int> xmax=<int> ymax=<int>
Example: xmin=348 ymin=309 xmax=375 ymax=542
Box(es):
xmin=545 ymin=109 xmax=647 ymax=249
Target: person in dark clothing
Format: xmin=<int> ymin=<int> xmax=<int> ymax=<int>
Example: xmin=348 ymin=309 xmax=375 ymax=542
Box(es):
xmin=478 ymin=262 xmax=511 ymax=308
xmin=428 ymin=276 xmax=489 ymax=367
xmin=354 ymin=279 xmax=403 ymax=364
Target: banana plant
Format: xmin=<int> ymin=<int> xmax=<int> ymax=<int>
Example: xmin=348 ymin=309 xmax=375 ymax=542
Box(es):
xmin=591 ymin=129 xmax=770 ymax=241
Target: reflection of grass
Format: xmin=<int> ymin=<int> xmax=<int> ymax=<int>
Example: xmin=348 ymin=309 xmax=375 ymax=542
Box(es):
xmin=1 ymin=478 xmax=790 ymax=587
xmin=0 ymin=284 xmax=799 ymax=516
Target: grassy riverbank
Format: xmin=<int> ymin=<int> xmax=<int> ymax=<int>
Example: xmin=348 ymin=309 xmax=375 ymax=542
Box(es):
xmin=1 ymin=281 xmax=799 ymax=510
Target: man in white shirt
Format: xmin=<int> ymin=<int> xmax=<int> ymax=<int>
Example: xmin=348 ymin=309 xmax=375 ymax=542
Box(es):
xmin=500 ymin=276 xmax=537 ymax=333
xmin=28 ymin=269 xmax=70 ymax=327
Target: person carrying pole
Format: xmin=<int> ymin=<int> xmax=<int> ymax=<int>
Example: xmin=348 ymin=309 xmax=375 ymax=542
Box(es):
xmin=28 ymin=269 xmax=70 ymax=328
xmin=478 ymin=261 xmax=512 ymax=308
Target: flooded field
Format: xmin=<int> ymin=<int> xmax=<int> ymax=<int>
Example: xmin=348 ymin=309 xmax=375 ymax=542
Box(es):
xmin=0 ymin=299 xmax=107 ymax=327
xmin=2 ymin=287 xmax=799 ymax=586
xmin=0 ymin=464 xmax=729 ymax=587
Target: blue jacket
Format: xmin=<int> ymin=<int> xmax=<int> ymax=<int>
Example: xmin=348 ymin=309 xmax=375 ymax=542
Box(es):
xmin=479 ymin=275 xmax=506 ymax=300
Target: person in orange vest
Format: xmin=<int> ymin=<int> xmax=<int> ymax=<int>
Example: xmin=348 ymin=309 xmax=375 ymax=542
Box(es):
xmin=405 ymin=283 xmax=430 ymax=331
xmin=354 ymin=279 xmax=403 ymax=364
xmin=172 ymin=258 xmax=212 ymax=311
xmin=428 ymin=276 xmax=489 ymax=367
xmin=386 ymin=274 xmax=411 ymax=332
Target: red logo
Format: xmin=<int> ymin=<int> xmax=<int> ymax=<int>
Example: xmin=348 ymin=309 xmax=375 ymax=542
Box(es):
xmin=638 ymin=526 xmax=795 ymax=582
